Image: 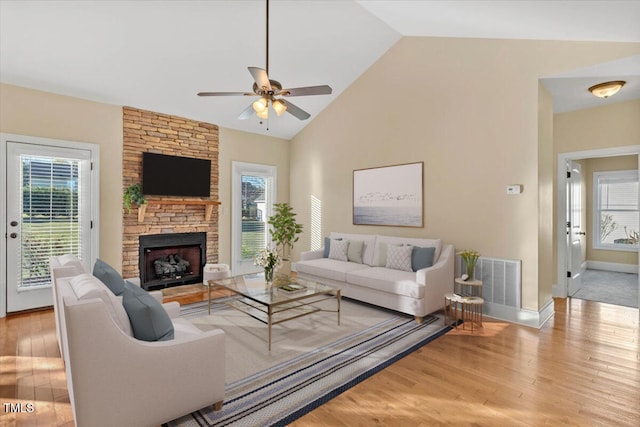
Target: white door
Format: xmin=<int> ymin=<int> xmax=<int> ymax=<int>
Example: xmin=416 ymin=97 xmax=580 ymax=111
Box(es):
xmin=567 ymin=160 xmax=586 ymax=296
xmin=6 ymin=142 xmax=93 ymax=312
xmin=231 ymin=162 xmax=276 ymax=275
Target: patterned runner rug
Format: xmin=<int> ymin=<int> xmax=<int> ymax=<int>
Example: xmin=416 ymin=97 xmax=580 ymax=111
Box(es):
xmin=165 ymin=298 xmax=450 ymax=426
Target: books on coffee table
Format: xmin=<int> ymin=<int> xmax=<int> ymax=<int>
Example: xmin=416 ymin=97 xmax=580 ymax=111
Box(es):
xmin=278 ymin=283 xmax=306 ymax=293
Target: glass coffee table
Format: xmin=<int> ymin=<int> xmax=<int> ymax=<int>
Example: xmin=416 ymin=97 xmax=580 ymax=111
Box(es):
xmin=210 ymin=272 xmax=341 ymax=350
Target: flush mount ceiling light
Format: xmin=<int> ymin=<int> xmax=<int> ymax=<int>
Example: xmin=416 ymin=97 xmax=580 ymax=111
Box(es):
xmin=588 ymin=80 xmax=626 ymax=98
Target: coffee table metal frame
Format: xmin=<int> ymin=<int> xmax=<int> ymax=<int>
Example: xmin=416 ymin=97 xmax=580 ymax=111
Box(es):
xmin=209 ymin=273 xmax=341 ymax=350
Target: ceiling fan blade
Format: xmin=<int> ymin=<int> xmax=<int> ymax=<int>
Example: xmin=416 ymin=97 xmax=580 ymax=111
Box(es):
xmin=197 ymin=91 xmax=254 ymax=96
xmin=281 ymin=85 xmax=332 ymax=97
xmin=248 ymin=67 xmax=272 ymax=92
xmin=282 ymin=99 xmax=310 ymax=120
xmin=238 ymin=104 xmax=256 ymax=120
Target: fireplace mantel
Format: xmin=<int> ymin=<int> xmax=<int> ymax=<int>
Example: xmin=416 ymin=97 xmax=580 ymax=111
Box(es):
xmin=137 ymin=199 xmax=221 ymax=222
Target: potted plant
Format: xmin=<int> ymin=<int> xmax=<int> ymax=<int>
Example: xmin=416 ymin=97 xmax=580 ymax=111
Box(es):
xmin=267 ymin=203 xmax=303 ymax=262
xmin=123 ymin=183 xmax=147 ymax=214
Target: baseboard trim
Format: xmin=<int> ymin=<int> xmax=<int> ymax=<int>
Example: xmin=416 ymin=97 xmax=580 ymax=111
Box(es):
xmin=586 ymin=261 xmax=638 ymax=274
xmin=483 ymin=299 xmax=554 ymax=329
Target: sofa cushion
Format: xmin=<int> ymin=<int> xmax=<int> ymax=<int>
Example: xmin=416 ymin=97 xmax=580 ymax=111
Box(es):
xmin=69 ymin=273 xmax=133 ymax=336
xmin=386 ymin=244 xmax=413 ymax=272
xmin=295 ymin=258 xmax=370 ymax=282
xmin=328 ymin=239 xmax=349 ymax=262
xmin=93 ymin=258 xmax=126 ymax=296
xmin=346 ymin=267 xmax=425 ymax=299
xmin=330 ymin=232 xmax=377 ymax=266
xmin=347 ymin=240 xmax=364 ymax=264
xmin=411 ymin=246 xmax=436 ymax=271
xmin=122 ymin=282 xmax=174 ymax=342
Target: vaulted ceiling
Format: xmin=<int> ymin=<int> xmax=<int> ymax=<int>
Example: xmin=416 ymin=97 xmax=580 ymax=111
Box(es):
xmin=1 ymin=1 xmax=639 ymax=139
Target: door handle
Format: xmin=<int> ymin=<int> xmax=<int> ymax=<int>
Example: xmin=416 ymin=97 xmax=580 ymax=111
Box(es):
xmin=10 ymin=233 xmax=18 ymax=239
xmin=10 ymin=221 xmax=18 ymax=227
xmin=577 ymin=231 xmax=586 ymax=235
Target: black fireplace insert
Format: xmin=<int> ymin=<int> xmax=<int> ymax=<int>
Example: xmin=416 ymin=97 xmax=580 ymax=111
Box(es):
xmin=139 ymin=232 xmax=206 ymax=291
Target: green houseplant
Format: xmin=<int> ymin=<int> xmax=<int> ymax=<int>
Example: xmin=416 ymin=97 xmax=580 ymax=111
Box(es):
xmin=267 ymin=203 xmax=303 ymax=261
xmin=123 ymin=183 xmax=147 ymax=214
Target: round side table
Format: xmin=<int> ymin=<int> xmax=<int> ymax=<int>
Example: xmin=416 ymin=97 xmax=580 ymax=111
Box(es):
xmin=454 ymin=277 xmax=483 ymax=298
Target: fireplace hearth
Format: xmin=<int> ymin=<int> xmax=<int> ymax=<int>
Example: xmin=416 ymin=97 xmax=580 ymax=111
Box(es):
xmin=139 ymin=232 xmax=206 ymax=291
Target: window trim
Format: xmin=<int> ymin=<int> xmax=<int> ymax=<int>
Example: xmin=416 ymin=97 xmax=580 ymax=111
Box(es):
xmin=592 ymin=169 xmax=639 ymax=252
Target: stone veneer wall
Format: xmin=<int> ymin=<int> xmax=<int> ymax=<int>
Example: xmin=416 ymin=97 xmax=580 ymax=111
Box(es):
xmin=122 ymin=106 xmax=219 ymax=279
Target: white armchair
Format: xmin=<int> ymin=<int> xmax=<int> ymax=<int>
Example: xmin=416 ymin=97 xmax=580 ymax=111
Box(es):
xmin=63 ymin=297 xmax=225 ymax=427
xmin=51 ymin=256 xmax=225 ymax=427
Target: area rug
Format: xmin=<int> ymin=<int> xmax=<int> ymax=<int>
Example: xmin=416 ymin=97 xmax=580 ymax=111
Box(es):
xmin=164 ymin=298 xmax=450 ymax=426
xmin=572 ymin=269 xmax=639 ymax=308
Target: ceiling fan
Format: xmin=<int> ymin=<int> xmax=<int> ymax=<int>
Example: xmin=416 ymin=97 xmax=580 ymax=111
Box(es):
xmin=197 ymin=0 xmax=332 ymax=121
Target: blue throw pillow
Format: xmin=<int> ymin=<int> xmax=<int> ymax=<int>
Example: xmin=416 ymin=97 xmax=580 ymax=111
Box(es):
xmin=323 ymin=237 xmax=342 ymax=258
xmin=93 ymin=258 xmax=126 ymax=296
xmin=411 ymin=246 xmax=436 ymax=272
xmin=122 ymin=281 xmax=174 ymax=342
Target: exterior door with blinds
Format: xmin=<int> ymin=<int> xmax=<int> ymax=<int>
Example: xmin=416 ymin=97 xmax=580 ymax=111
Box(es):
xmin=232 ymin=162 xmax=275 ymax=275
xmin=6 ymin=141 xmax=93 ymax=312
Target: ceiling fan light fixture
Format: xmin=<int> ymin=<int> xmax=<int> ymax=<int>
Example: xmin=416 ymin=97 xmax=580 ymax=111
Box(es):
xmin=272 ymin=99 xmax=287 ymax=116
xmin=252 ymin=97 xmax=268 ymax=113
xmin=588 ymin=80 xmax=626 ymax=98
xmin=257 ymin=108 xmax=268 ymax=119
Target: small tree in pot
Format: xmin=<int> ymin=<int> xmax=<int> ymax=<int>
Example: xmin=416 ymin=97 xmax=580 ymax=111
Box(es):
xmin=268 ymin=203 xmax=303 ymax=261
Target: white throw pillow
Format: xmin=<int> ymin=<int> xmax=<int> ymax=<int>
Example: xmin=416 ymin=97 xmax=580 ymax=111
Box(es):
xmin=386 ymin=244 xmax=413 ymax=272
xmin=328 ymin=239 xmax=350 ymax=262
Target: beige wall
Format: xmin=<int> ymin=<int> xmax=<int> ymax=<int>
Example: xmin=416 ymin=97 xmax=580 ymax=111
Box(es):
xmin=290 ymin=37 xmax=640 ymax=312
xmin=218 ymin=127 xmax=290 ymax=266
xmin=585 ymin=155 xmax=638 ymax=265
xmin=0 ymin=83 xmax=124 ymax=269
xmin=538 ymin=83 xmax=555 ymax=308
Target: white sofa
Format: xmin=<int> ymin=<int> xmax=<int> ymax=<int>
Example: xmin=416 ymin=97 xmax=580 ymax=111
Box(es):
xmin=296 ymin=232 xmax=454 ymax=321
xmin=50 ymin=255 xmax=225 ymax=427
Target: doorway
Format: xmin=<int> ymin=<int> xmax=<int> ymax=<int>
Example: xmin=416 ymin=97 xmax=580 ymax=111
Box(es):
xmin=231 ymin=161 xmax=276 ymax=275
xmin=556 ymin=146 xmax=640 ymax=311
xmin=1 ymin=134 xmax=99 ymax=316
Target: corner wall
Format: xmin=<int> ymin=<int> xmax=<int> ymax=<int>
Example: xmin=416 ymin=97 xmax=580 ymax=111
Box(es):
xmin=290 ymin=37 xmax=640 ymax=313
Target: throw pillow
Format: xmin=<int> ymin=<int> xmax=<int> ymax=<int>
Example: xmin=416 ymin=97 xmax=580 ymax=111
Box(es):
xmin=375 ymin=242 xmax=403 ymax=266
xmin=122 ymin=281 xmax=174 ymax=342
xmin=347 ymin=240 xmax=364 ymax=264
xmin=386 ymin=244 xmax=413 ymax=272
xmin=323 ymin=237 xmax=341 ymax=258
xmin=411 ymin=246 xmax=436 ymax=272
xmin=328 ymin=239 xmax=350 ymax=262
xmin=93 ymin=258 xmax=126 ymax=296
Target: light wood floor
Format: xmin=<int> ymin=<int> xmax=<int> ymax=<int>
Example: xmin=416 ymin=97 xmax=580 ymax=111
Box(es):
xmin=1 ymin=293 xmax=638 ymax=426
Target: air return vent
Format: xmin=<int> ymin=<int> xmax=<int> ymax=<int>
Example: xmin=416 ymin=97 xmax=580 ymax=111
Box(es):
xmin=459 ymin=256 xmax=521 ymax=308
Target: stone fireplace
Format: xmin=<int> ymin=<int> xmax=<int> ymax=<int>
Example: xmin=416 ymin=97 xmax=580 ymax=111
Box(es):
xmin=122 ymin=106 xmax=219 ymax=282
xmin=139 ymin=232 xmax=206 ymax=291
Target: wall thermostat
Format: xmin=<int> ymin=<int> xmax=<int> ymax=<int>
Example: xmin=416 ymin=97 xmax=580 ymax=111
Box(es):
xmin=506 ymin=185 xmax=523 ymax=195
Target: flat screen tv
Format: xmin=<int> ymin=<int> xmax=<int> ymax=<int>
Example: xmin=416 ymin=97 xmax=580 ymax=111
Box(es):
xmin=142 ymin=152 xmax=211 ymax=197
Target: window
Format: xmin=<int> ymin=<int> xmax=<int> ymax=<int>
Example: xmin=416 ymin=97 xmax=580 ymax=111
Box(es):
xmin=594 ymin=170 xmax=639 ymax=251
xmin=231 ymin=162 xmax=276 ymax=275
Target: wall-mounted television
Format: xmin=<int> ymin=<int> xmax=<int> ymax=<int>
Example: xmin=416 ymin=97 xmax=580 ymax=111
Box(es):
xmin=142 ymin=152 xmax=211 ymax=197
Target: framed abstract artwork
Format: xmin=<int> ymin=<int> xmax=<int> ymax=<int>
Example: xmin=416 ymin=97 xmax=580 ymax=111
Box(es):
xmin=353 ymin=162 xmax=423 ymax=227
